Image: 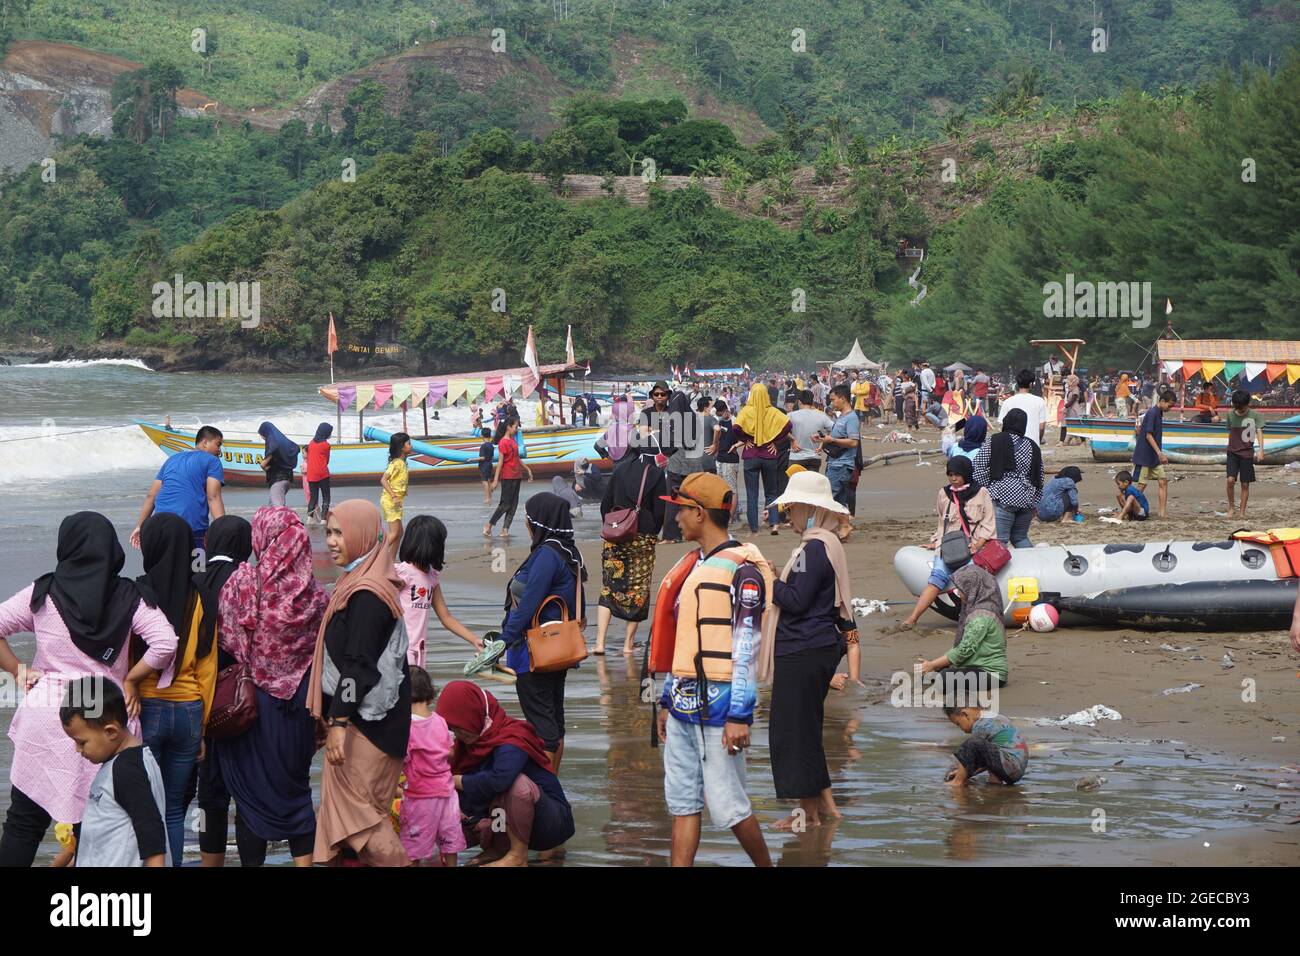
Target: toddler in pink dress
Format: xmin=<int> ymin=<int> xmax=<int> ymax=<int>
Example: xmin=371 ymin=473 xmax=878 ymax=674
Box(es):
xmin=399 ymin=668 xmax=467 ymax=865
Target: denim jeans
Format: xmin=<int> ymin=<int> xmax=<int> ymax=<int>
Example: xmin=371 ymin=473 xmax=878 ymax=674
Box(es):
xmin=140 ymin=697 xmax=204 ymax=867
xmin=993 ymin=503 xmax=1034 ymax=549
xmin=826 ymin=465 xmax=854 ymax=512
xmin=743 ymin=457 xmax=780 ymax=531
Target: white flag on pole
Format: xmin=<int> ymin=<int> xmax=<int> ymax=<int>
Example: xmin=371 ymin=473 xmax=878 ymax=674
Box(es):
xmin=565 ymin=325 xmax=576 ymax=366
xmin=523 ymin=325 xmax=541 ymax=396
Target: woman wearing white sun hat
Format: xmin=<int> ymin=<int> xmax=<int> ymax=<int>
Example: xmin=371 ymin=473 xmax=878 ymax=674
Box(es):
xmin=756 ymin=470 xmax=862 ymax=834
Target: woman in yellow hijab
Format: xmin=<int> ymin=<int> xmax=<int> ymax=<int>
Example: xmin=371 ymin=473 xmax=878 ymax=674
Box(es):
xmin=734 ymin=383 xmax=793 ymax=535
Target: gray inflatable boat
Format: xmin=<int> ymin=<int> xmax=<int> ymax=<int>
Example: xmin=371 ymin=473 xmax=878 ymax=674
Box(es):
xmin=894 ymin=539 xmax=1297 ymax=631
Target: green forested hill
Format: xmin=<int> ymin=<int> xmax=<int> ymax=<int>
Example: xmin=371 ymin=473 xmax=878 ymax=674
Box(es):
xmin=7 ymin=0 xmax=1297 ymax=137
xmin=4 ymin=55 xmax=1292 ymax=373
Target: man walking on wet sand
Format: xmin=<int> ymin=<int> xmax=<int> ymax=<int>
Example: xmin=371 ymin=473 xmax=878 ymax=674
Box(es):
xmin=655 ymin=473 xmax=773 ymax=867
xmin=131 ymin=425 xmax=226 ymax=551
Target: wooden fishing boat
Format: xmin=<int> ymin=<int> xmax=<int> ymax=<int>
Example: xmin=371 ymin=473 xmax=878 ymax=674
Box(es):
xmin=1065 ymin=416 xmax=1300 ymax=464
xmin=136 ymin=360 xmax=612 ymax=486
xmin=135 ymin=420 xmax=609 ymax=486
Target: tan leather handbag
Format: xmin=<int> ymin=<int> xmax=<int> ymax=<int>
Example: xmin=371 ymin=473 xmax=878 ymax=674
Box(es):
xmin=525 ymin=575 xmax=588 ymax=673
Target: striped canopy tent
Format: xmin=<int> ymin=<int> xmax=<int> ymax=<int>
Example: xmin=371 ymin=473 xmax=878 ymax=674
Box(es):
xmin=1155 ymin=340 xmax=1300 ymax=386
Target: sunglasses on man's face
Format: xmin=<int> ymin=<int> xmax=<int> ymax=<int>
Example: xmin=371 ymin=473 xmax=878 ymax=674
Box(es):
xmin=652 ymin=392 xmax=668 ymax=398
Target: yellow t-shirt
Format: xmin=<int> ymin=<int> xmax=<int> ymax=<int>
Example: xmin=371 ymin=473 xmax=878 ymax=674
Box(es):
xmin=140 ymin=598 xmax=219 ymax=724
xmin=852 ymin=380 xmax=871 ymax=412
xmin=382 ymin=458 xmax=409 ymax=503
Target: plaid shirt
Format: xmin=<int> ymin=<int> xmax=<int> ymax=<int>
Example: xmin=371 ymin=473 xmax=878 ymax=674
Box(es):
xmin=972 ymin=435 xmax=1041 ymax=509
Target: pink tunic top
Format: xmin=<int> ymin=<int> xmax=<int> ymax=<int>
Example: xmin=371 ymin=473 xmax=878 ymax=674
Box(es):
xmin=0 ymin=585 xmax=178 ymax=823
xmin=395 ymin=563 xmax=439 ymax=668
xmin=403 ymin=711 xmax=455 ymax=798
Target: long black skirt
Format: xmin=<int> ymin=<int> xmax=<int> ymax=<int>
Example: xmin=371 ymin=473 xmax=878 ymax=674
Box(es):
xmin=769 ymin=642 xmax=841 ymax=800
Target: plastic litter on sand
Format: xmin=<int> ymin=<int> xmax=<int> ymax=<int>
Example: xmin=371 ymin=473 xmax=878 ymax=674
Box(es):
xmin=1032 ymin=704 xmax=1122 ymax=727
xmin=1161 ymin=682 xmax=1203 ymax=696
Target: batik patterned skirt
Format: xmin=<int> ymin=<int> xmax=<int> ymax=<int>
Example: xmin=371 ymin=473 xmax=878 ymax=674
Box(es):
xmin=599 ymin=533 xmax=657 ymax=622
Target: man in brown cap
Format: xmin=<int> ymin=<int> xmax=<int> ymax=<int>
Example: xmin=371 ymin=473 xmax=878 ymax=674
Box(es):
xmin=653 ymin=473 xmax=774 ymax=867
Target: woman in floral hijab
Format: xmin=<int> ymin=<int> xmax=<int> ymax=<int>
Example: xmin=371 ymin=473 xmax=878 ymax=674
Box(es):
xmin=207 ymin=507 xmax=327 ymax=867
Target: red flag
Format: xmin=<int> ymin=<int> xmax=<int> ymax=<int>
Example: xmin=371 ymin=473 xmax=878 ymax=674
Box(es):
xmin=327 ymin=312 xmax=338 ymax=356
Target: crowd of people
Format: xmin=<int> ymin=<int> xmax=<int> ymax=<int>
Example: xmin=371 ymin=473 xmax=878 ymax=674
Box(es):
xmin=0 ymin=357 xmax=1288 ymax=868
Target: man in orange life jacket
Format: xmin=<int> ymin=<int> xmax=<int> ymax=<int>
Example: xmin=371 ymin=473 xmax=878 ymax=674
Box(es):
xmin=655 ymin=473 xmax=773 ymax=867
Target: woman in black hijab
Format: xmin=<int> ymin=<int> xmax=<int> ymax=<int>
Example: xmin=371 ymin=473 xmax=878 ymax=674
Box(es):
xmin=497 ymin=493 xmax=587 ymax=772
xmin=0 ymin=512 xmax=177 ymax=867
xmin=135 ymin=511 xmax=210 ymax=866
xmin=594 ymin=448 xmax=667 ymax=655
xmin=973 ymin=408 xmax=1044 ymax=549
xmin=182 ymin=515 xmax=257 ymax=867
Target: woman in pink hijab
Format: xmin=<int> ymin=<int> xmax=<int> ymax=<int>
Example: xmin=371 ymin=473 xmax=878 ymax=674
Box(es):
xmin=604 ymin=393 xmax=636 ymax=463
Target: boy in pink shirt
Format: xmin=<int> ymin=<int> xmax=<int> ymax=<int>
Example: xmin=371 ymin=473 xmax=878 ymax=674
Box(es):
xmin=399 ymin=668 xmax=467 ymax=866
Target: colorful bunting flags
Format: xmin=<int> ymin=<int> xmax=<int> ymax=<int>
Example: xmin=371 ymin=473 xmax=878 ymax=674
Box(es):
xmin=464 ymin=378 xmax=485 ymax=402
xmin=409 ymin=382 xmax=428 ymax=407
xmin=1288 ymin=365 xmax=1300 ymax=385
xmin=1181 ymin=360 xmax=1202 ymax=379
xmin=445 ymin=378 xmax=467 ymax=404
xmin=1163 ymin=360 xmax=1182 ymax=376
xmin=1223 ymin=361 xmax=1245 ymax=381
xmin=428 ymin=380 xmax=448 ymax=404
xmin=373 ymin=383 xmax=393 ymax=409
xmin=484 ymin=375 xmax=504 ymax=400
xmin=1200 ymin=360 xmax=1225 ymax=381
xmin=355 ymin=385 xmax=376 ymax=411
xmin=391 ymin=383 xmax=412 ymax=408
xmin=337 ymin=385 xmax=357 ymax=412
xmin=1264 ymin=363 xmax=1286 ymax=383
xmin=1243 ymin=362 xmax=1266 ymax=381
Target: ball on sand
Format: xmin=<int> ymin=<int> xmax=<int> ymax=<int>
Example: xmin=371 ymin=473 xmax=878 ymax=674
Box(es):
xmin=1029 ymin=603 xmax=1059 ymax=632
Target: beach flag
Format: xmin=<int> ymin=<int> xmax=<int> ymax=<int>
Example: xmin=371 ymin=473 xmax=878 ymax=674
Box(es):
xmin=743 ymin=363 xmax=751 ymax=373
xmin=522 ymin=326 xmax=541 ymax=396
xmin=327 ymin=313 xmax=338 ymax=354
xmin=584 ymin=361 xmax=591 ymax=377
xmin=565 ymin=325 xmax=576 ymax=366
xmin=1165 ymin=298 xmax=1172 ymax=315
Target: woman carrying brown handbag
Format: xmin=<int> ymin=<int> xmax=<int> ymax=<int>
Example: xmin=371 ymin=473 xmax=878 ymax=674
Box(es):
xmin=500 ymin=493 xmax=587 ymax=773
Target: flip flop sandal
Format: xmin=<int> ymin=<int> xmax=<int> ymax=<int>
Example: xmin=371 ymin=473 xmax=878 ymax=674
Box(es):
xmin=463 ymin=637 xmax=507 ymax=677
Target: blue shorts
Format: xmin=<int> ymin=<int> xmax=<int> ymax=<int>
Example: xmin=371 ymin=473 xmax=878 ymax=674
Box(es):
xmin=927 ymin=553 xmax=953 ymax=590
xmin=663 ymin=717 xmax=752 ymax=830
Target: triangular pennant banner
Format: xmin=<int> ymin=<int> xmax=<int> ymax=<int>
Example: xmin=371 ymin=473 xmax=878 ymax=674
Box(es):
xmin=1163 ymin=360 xmax=1182 ymax=376
xmin=409 ymin=382 xmax=428 ymax=407
xmin=1244 ymin=362 xmax=1266 ymax=381
xmin=1181 ymin=360 xmax=1202 ymax=379
xmin=337 ymin=385 xmax=357 ymax=413
xmin=484 ymin=375 xmax=504 ymax=400
xmin=1200 ymin=360 xmax=1225 ymax=381
xmin=427 ymin=380 xmax=448 ymax=405
xmin=445 ymin=378 xmax=468 ymax=404
xmin=391 ymin=383 xmax=413 ymax=408
xmin=1288 ymin=364 xmax=1300 ymax=385
xmin=354 ymin=385 xmax=376 ymax=411
xmin=502 ymin=373 xmax=518 ymax=398
xmin=372 ymin=383 xmax=393 ymax=409
xmin=1223 ymin=362 xmax=1245 ymax=380
xmin=1264 ymin=363 xmax=1286 ymax=383
xmin=464 ymin=378 xmax=486 ymax=401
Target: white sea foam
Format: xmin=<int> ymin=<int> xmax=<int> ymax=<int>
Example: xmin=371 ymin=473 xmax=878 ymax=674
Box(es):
xmin=0 ymin=400 xmax=551 ymax=485
xmin=6 ymin=358 xmax=154 ymax=371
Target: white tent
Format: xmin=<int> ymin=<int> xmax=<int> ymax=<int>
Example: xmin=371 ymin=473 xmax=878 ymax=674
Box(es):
xmin=829 ymin=339 xmax=881 ymax=370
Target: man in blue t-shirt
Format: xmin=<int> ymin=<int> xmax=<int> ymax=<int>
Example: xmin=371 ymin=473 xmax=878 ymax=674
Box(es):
xmin=132 ymin=425 xmax=226 ymax=551
xmin=1131 ymin=389 xmax=1175 ymax=519
xmin=816 ymin=384 xmax=859 ymax=532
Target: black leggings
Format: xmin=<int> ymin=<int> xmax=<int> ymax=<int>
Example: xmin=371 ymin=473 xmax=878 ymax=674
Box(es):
xmin=197 ymin=745 xmax=313 ymax=863
xmin=0 ymin=786 xmax=50 ymax=867
xmin=307 ymin=477 xmax=331 ymax=517
xmin=954 ymin=737 xmax=1022 ymax=784
xmin=489 ymin=478 xmax=522 ymax=529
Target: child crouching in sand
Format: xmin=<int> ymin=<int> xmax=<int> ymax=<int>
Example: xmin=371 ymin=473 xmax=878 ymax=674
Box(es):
xmin=943 ymin=705 xmax=1028 ymax=787
xmin=399 ymin=668 xmax=468 ymax=866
